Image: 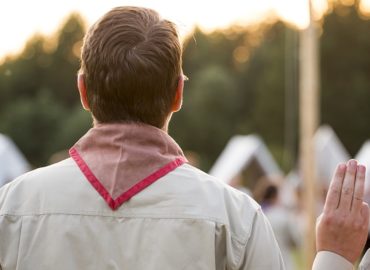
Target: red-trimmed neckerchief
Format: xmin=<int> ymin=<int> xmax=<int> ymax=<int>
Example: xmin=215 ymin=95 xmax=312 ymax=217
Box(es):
xmin=69 ymin=122 xmax=187 ymax=210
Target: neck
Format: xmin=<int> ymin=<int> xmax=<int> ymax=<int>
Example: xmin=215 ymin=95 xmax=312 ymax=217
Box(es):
xmin=92 ymin=117 xmax=171 ymax=133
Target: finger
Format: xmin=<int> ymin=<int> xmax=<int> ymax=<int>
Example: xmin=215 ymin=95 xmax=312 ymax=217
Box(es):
xmin=361 ymin=202 xmax=370 ymax=226
xmin=324 ymin=163 xmax=346 ymax=213
xmin=338 ymin=160 xmax=358 ymax=211
xmin=351 ymin=165 xmax=366 ymax=212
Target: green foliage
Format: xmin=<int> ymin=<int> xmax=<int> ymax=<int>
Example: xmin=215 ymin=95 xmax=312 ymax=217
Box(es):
xmin=53 ymin=106 xmax=92 ymax=152
xmin=0 ymin=91 xmax=66 ymax=165
xmin=173 ymin=23 xmax=297 ymax=171
xmin=0 ymin=14 xmax=89 ymax=166
xmin=246 ymin=23 xmax=297 ymax=170
xmin=321 ymin=3 xmax=370 ymax=156
xmin=171 ymin=65 xmax=242 ymax=169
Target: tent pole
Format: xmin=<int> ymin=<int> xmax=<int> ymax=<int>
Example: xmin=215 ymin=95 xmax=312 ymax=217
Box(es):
xmin=299 ymin=0 xmax=320 ymax=269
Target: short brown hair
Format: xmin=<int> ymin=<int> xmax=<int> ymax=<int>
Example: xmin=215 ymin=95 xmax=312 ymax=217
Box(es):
xmin=80 ymin=6 xmax=182 ymax=128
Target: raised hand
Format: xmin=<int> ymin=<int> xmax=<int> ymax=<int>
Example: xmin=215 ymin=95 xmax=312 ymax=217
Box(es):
xmin=316 ymin=159 xmax=369 ymax=264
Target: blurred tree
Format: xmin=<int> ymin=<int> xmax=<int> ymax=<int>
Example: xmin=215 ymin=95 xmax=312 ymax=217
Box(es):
xmin=171 ymin=65 xmax=242 ymax=169
xmin=0 ymin=91 xmax=66 ymax=166
xmin=53 ymin=107 xmax=92 ymax=153
xmin=321 ymin=2 xmax=370 ymax=155
xmin=173 ymin=27 xmax=260 ymax=169
xmin=244 ymin=22 xmax=298 ymax=171
xmin=49 ymin=13 xmax=86 ymax=107
xmin=0 ymin=14 xmax=87 ymax=166
xmin=174 ymin=22 xmax=299 ymax=171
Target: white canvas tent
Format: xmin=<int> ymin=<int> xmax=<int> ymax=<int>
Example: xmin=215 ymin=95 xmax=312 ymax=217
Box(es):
xmin=0 ymin=133 xmax=30 ymax=187
xmin=355 ymin=140 xmax=370 ymax=196
xmin=314 ymin=125 xmax=350 ymax=187
xmin=209 ymin=135 xmax=282 ymax=185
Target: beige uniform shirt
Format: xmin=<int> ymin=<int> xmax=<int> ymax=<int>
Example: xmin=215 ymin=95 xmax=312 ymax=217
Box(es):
xmin=0 ymin=159 xmax=285 ymax=270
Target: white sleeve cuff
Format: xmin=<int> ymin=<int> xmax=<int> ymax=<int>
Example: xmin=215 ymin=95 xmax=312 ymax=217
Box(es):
xmin=312 ymin=251 xmax=353 ymax=270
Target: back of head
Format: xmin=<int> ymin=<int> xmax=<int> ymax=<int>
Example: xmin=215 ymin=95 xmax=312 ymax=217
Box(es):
xmin=262 ymin=184 xmax=278 ymax=205
xmin=80 ymin=6 xmax=182 ymax=128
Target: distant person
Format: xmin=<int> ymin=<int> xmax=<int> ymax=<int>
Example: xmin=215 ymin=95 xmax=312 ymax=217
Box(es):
xmin=0 ymin=6 xmax=368 ymax=270
xmin=260 ymin=183 xmax=301 ymax=270
xmin=0 ymin=133 xmax=30 ymax=187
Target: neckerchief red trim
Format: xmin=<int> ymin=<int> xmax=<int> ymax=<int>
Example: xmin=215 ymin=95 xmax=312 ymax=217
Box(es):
xmin=69 ymin=123 xmax=187 ymax=210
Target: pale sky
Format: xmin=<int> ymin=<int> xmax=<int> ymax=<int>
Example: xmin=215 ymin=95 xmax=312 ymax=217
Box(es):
xmin=0 ymin=0 xmax=333 ymax=60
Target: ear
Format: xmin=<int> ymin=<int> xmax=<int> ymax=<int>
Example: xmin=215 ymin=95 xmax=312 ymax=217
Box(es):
xmin=171 ymin=75 xmax=184 ymax=112
xmin=77 ymin=73 xmax=90 ymax=111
